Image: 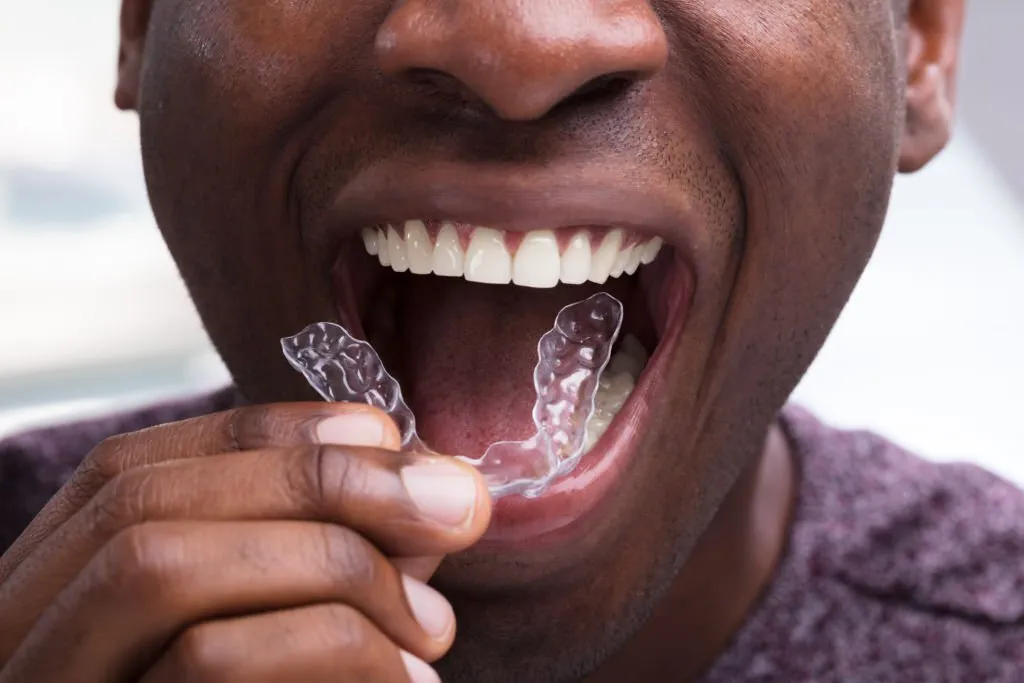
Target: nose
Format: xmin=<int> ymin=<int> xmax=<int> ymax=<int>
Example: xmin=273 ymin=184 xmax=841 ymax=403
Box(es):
xmin=375 ymin=0 xmax=668 ymax=121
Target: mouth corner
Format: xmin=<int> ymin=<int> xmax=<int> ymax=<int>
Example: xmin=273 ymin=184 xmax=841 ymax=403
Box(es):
xmin=324 ymin=208 xmax=695 ymax=543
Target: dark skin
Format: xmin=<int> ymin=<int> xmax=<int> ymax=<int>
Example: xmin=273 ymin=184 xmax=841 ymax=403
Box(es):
xmin=0 ymin=0 xmax=963 ymax=681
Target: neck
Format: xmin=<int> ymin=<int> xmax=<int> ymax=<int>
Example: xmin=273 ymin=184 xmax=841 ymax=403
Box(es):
xmin=585 ymin=419 xmax=796 ymax=682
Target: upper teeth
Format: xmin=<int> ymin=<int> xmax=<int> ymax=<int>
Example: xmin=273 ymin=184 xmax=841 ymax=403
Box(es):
xmin=361 ymin=221 xmax=664 ymax=288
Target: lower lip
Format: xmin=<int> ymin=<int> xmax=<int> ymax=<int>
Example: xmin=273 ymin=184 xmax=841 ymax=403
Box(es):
xmin=480 ymin=264 xmax=692 ymax=546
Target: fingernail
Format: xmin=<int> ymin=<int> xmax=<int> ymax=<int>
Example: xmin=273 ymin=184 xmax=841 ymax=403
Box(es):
xmin=400 ymin=460 xmax=478 ymax=527
xmin=315 ymin=412 xmax=386 ymax=447
xmin=402 ymin=575 xmax=454 ymax=640
xmin=400 ymin=651 xmax=440 ymax=683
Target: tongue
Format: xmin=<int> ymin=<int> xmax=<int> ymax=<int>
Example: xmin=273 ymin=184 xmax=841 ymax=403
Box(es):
xmin=397 ymin=277 xmax=619 ymax=457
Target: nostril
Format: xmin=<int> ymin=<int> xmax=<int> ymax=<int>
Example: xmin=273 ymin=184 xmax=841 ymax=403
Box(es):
xmin=559 ymin=72 xmax=638 ymax=109
xmin=404 ymin=67 xmax=483 ymax=103
xmin=405 ymin=68 xmax=448 ymax=87
xmin=404 ymin=68 xmax=636 ymax=108
xmin=404 ymin=67 xmax=461 ymax=94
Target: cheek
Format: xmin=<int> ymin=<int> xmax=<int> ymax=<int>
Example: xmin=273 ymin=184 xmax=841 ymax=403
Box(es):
xmin=139 ymin=0 xmax=369 ymax=242
xmin=685 ymin=2 xmax=903 ymax=414
xmin=136 ymin=0 xmax=383 ymax=398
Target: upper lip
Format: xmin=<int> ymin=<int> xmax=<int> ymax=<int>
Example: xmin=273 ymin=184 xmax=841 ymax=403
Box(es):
xmin=310 ymin=160 xmax=702 ymax=263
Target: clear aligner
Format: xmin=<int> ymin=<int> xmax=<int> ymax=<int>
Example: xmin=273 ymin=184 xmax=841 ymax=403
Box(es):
xmin=280 ymin=324 xmax=426 ymax=453
xmin=281 ymin=292 xmax=623 ymax=499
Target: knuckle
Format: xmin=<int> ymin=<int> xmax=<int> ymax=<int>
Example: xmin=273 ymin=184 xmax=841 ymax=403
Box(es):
xmin=291 ymin=444 xmax=370 ymax=514
xmin=322 ymin=603 xmax=374 ymax=653
xmin=317 ymin=524 xmax=382 ymax=592
xmin=87 ymin=470 xmax=152 ymax=538
xmin=223 ymin=407 xmax=251 ymax=451
xmin=170 ymin=623 xmax=234 ymax=683
xmin=284 ymin=444 xmax=327 ymax=512
xmin=79 ymin=434 xmax=129 ymax=488
xmin=97 ymin=524 xmax=183 ymax=607
xmin=227 ymin=404 xmax=291 ymax=449
xmin=318 ymin=605 xmax=401 ymax=679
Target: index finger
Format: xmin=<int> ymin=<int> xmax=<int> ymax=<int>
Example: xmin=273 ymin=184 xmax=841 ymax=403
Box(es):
xmin=0 ymin=403 xmax=400 ymax=579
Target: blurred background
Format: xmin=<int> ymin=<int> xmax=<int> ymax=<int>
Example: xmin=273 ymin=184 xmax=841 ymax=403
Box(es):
xmin=1 ymin=3 xmax=1022 ymax=482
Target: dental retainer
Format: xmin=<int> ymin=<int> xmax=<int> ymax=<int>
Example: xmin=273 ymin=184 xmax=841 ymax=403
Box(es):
xmin=281 ymin=292 xmax=623 ymax=499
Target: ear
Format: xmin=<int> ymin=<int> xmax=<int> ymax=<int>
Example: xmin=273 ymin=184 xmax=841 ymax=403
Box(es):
xmin=898 ymin=0 xmax=965 ymax=173
xmin=114 ymin=0 xmax=154 ymax=111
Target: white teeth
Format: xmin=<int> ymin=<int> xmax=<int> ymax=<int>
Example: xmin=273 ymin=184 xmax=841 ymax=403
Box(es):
xmin=404 ymin=220 xmax=433 ymax=274
xmin=361 ymin=223 xmax=665 ymax=287
xmin=641 ymin=237 xmax=663 ymax=265
xmin=588 ymin=229 xmax=623 ymax=284
xmin=465 ymin=228 xmax=512 ymax=284
xmin=355 ymin=222 xmax=659 ymax=454
xmin=580 ymin=335 xmax=650 ymax=451
xmin=608 ymin=350 xmax=643 ymax=379
xmin=361 ymin=228 xmax=379 ymax=256
xmin=432 ymin=222 xmax=465 ymax=277
xmin=620 ymin=334 xmax=650 ymax=367
xmin=597 ymin=372 xmax=636 ymax=413
xmin=607 ymin=333 xmax=648 ymax=380
xmin=625 ymin=247 xmax=643 ymax=275
xmin=513 ymin=230 xmax=560 ymax=288
xmin=377 ymin=228 xmax=391 ymax=267
xmin=583 ymin=418 xmax=608 ymax=451
xmin=560 ymin=232 xmax=592 ymax=284
xmin=387 ymin=225 xmax=409 ymax=272
xmin=609 ymin=244 xmax=633 ymax=279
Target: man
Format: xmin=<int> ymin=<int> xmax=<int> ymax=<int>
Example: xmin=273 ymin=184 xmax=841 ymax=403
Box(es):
xmin=2 ymin=0 xmax=1018 ymax=681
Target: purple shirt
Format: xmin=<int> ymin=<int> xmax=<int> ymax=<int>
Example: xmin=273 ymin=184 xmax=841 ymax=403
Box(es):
xmin=2 ymin=395 xmax=1023 ymax=681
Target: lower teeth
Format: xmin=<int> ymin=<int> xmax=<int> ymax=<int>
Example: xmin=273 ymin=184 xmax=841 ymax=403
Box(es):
xmin=281 ymin=293 xmax=639 ymax=499
xmin=585 ymin=335 xmax=648 ymax=451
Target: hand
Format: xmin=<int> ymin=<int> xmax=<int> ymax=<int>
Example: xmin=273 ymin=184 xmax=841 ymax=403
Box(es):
xmin=0 ymin=403 xmax=491 ymax=682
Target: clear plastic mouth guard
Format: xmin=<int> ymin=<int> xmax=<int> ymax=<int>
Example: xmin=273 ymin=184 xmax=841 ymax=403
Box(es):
xmin=280 ymin=292 xmax=623 ymax=499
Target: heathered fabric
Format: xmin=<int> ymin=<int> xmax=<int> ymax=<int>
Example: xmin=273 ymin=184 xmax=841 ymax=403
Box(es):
xmin=1 ymin=396 xmax=1022 ymax=681
xmin=697 ymin=407 xmax=1024 ymax=683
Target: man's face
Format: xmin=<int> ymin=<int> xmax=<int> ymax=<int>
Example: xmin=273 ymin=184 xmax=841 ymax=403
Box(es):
xmin=117 ymin=0 xmax=960 ymax=679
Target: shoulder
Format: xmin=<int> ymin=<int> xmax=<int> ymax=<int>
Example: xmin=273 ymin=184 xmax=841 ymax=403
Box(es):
xmin=702 ymin=406 xmax=1024 ymax=683
xmin=0 ymin=388 xmax=237 ymax=553
xmin=786 ymin=405 xmax=1024 ymax=624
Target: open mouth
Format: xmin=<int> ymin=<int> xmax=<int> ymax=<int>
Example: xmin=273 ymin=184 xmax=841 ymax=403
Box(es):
xmin=331 ymin=218 xmax=693 ymax=540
